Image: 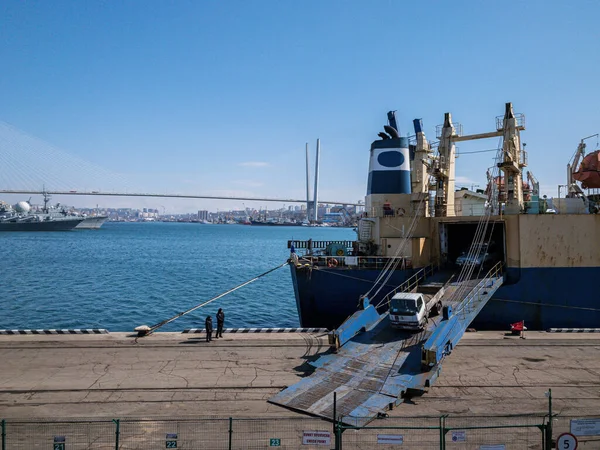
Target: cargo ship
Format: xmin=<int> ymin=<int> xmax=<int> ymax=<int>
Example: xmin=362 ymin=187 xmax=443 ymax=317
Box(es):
xmin=289 ymin=103 xmax=600 ymax=330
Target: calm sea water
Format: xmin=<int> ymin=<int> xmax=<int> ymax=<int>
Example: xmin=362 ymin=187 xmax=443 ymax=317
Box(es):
xmin=0 ymin=223 xmax=354 ymax=331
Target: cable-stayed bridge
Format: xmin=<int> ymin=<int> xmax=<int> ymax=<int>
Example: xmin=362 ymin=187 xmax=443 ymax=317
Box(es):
xmin=0 ymin=121 xmax=360 ymax=206
xmin=0 ymin=189 xmax=359 ymax=206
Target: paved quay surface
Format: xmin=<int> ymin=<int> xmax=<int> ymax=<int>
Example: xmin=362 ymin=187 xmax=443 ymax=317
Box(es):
xmin=0 ymin=331 xmax=599 ymax=419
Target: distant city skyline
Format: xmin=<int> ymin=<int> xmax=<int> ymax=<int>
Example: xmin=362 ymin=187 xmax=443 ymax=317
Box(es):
xmin=1 ymin=1 xmax=599 ymax=213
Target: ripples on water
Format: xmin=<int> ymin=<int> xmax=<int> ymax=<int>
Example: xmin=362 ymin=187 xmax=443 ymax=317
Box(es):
xmin=1 ymin=223 xmax=355 ymax=331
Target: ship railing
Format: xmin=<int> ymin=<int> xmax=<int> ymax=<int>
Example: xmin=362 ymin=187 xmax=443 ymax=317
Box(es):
xmin=294 ymin=255 xmax=414 ymax=271
xmin=376 ymin=263 xmax=437 ymax=309
xmin=520 ymin=149 xmax=528 ymax=167
xmin=495 ymin=113 xmax=525 ymax=131
xmin=455 ymin=261 xmax=504 ymax=319
xmin=435 ymin=122 xmax=464 ymax=140
xmin=287 ymin=240 xmax=355 ymax=252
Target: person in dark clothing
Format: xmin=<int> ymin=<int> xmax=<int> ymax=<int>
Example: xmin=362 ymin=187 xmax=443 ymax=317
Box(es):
xmin=205 ymin=316 xmax=213 ymax=342
xmin=216 ymin=308 xmax=225 ymax=338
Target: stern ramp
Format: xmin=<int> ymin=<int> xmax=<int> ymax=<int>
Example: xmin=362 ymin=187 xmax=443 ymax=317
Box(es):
xmin=269 ymin=263 xmax=504 ymax=426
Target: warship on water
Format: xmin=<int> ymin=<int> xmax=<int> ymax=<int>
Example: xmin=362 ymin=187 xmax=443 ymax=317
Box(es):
xmin=36 ymin=191 xmax=108 ymax=229
xmin=0 ymin=200 xmax=84 ymax=231
xmin=289 ymin=102 xmax=600 ymax=330
xmin=0 ymin=192 xmax=107 ymax=231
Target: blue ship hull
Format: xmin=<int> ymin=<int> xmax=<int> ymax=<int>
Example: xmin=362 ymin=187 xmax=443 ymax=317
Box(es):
xmin=290 ymin=265 xmax=600 ymax=330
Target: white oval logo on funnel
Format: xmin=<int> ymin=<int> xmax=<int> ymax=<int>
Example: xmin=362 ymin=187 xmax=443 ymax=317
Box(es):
xmin=370 ymin=147 xmax=410 ymax=172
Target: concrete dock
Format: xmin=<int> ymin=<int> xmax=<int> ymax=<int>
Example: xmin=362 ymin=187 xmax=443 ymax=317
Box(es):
xmin=0 ymin=331 xmax=599 ymax=419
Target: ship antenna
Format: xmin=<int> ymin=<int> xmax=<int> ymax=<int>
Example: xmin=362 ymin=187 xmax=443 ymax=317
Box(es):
xmin=42 ymin=187 xmax=51 ymax=214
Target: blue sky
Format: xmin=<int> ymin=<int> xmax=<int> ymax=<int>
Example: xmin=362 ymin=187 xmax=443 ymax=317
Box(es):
xmin=1 ymin=0 xmax=599 ymax=212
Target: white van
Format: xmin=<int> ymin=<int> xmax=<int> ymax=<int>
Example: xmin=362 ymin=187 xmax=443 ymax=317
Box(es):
xmin=389 ymin=289 xmax=444 ymax=331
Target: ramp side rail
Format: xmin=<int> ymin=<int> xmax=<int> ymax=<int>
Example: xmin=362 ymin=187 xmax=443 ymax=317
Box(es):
xmin=454 ymin=261 xmax=504 ymax=319
xmin=421 ymin=262 xmax=505 ymax=369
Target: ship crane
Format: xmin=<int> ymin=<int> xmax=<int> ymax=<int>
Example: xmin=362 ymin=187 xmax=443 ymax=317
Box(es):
xmin=567 ymin=135 xmax=599 ymax=211
xmin=525 ymin=170 xmax=540 ymax=214
xmin=426 ymin=102 xmax=526 ymax=217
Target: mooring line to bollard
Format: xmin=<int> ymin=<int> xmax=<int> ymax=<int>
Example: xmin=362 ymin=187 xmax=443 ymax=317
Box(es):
xmin=136 ymin=261 xmax=290 ymax=336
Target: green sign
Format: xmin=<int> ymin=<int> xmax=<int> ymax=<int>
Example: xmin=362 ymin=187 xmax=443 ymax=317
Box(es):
xmin=54 ymin=436 xmax=66 ymax=450
xmin=166 ymin=433 xmax=178 ymax=448
xmin=269 ymin=438 xmax=281 ymax=446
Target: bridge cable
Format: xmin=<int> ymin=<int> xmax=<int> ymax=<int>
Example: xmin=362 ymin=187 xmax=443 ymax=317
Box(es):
xmin=140 ymin=261 xmax=290 ymax=335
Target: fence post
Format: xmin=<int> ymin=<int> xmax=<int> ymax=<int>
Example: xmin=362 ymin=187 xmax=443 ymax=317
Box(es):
xmin=335 ymin=420 xmax=342 ymax=450
xmin=228 ymin=417 xmax=233 ymax=450
xmin=546 ymin=389 xmax=553 ymax=450
xmin=333 ymin=391 xmax=338 ymax=450
xmin=1 ymin=419 xmax=5 ymax=450
xmin=439 ymin=415 xmax=445 ymax=450
xmin=112 ymin=419 xmax=120 ymax=450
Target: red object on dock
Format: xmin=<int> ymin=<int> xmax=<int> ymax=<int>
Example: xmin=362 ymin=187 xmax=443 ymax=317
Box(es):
xmin=510 ymin=321 xmax=525 ymax=332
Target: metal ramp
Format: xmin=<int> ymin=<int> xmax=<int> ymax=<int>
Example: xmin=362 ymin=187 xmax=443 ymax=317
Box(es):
xmin=269 ymin=263 xmax=504 ymax=427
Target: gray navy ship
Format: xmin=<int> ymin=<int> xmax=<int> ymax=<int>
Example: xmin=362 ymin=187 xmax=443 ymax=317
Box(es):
xmin=0 ymin=200 xmax=84 ymax=231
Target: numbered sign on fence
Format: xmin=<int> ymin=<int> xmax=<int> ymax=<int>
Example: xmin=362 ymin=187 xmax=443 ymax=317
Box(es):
xmin=557 ymin=433 xmax=578 ymax=450
xmin=269 ymin=438 xmax=281 ymax=446
xmin=53 ymin=436 xmax=66 ymax=450
xmin=165 ymin=433 xmax=178 ymax=448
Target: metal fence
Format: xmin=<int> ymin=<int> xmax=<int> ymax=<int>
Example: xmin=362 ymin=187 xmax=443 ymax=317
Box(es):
xmin=1 ymin=414 xmax=599 ymax=449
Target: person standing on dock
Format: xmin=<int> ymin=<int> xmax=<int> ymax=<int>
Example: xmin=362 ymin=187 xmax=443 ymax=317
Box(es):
xmin=205 ymin=316 xmax=213 ymax=342
xmin=216 ymin=308 xmax=225 ymax=338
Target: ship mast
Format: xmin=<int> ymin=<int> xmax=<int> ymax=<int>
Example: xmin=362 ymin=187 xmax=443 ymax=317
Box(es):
xmin=497 ymin=103 xmax=526 ymax=214
xmin=411 ymin=119 xmax=432 ymax=217
xmin=433 ymin=113 xmax=459 ymax=217
xmin=42 ymin=188 xmax=51 ymax=214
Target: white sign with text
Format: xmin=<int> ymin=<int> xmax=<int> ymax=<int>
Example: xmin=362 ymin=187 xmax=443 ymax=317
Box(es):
xmin=571 ymin=418 xmax=600 ymax=436
xmin=377 ymin=434 xmax=403 ymax=444
xmin=302 ymin=430 xmax=331 ymax=446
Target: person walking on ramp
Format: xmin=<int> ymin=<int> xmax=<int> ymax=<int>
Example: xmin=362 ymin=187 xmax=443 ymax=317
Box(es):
xmin=205 ymin=315 xmax=213 ymax=342
xmin=216 ymin=308 xmax=225 ymax=338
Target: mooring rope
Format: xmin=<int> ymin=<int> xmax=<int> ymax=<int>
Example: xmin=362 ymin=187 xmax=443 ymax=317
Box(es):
xmin=145 ymin=261 xmax=290 ymax=334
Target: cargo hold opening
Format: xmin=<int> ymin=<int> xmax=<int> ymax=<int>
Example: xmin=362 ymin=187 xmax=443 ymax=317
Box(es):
xmin=441 ymin=221 xmax=506 ymax=269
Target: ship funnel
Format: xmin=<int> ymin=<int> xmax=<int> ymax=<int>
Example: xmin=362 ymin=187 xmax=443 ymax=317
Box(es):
xmin=387 ymin=111 xmax=399 ymax=134
xmin=384 ymin=125 xmax=400 ymax=139
xmin=367 ymin=113 xmax=411 ymax=195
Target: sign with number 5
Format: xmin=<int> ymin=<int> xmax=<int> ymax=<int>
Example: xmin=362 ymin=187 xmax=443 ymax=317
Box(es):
xmin=557 ymin=433 xmax=578 ymax=450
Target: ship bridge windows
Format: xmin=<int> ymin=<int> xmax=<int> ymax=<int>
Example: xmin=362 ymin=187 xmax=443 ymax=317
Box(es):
xmin=441 ymin=221 xmax=505 ymax=269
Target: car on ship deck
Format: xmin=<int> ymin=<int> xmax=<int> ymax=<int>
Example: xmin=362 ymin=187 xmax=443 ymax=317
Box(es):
xmin=455 ymin=241 xmax=500 ymax=269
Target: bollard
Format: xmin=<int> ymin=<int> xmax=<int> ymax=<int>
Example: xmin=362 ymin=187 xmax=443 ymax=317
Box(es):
xmin=228 ymin=417 xmax=233 ymax=450
xmin=112 ymin=419 xmax=120 ymax=450
xmin=1 ymin=419 xmax=5 ymax=450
